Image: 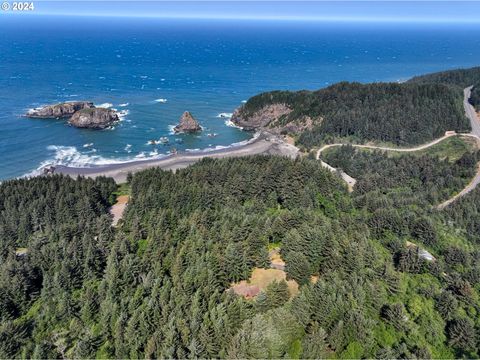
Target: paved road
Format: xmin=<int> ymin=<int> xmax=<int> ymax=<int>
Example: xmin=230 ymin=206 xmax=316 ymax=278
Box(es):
xmin=318 ymin=86 xmax=480 ymax=205
xmin=437 ymin=86 xmax=480 ymax=209
xmin=465 ymin=86 xmax=480 ymax=138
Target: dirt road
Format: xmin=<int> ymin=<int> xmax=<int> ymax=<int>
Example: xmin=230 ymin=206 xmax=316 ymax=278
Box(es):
xmin=317 ymin=86 xmax=480 ymax=206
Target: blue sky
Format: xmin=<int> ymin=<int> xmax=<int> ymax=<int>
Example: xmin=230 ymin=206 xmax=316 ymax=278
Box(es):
xmin=5 ymin=1 xmax=480 ymax=23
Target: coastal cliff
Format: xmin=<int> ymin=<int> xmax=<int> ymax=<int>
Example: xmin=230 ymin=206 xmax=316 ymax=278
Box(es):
xmin=26 ymin=101 xmax=94 ymax=118
xmin=231 ymin=102 xmax=314 ymax=134
xmin=69 ymin=108 xmax=119 ymax=129
xmin=231 ymin=82 xmax=469 ymax=148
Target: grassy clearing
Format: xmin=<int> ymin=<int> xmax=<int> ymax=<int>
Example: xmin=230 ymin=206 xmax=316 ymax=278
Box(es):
xmin=230 ymin=247 xmax=299 ymax=299
xmin=113 ymin=183 xmax=131 ymax=196
xmin=373 ymin=136 xmax=477 ymax=162
xmin=110 ymin=183 xmax=131 ymax=205
xmin=230 ymin=268 xmax=299 ymax=299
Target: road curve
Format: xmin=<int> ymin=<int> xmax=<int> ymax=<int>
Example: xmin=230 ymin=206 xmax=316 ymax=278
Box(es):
xmin=317 ymin=86 xmax=480 ymax=206
xmin=437 ymin=86 xmax=480 ymax=209
xmin=316 ymin=132 xmax=461 ymax=192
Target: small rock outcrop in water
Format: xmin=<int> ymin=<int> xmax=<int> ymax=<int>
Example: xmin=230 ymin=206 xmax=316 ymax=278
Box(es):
xmin=69 ymin=108 xmax=119 ymax=129
xmin=174 ymin=111 xmax=202 ymax=133
xmin=26 ymin=102 xmax=94 ymax=118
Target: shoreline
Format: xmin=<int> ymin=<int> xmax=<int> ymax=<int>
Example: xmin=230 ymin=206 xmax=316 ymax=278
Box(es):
xmin=53 ymin=131 xmax=299 ymax=183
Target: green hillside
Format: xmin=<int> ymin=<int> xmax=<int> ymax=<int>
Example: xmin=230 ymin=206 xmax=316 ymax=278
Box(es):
xmin=408 ymin=66 xmax=480 ymax=88
xmin=408 ymin=66 xmax=480 ymax=110
xmin=1 ymin=155 xmax=479 ymax=358
xmin=236 ymin=82 xmax=469 ymax=148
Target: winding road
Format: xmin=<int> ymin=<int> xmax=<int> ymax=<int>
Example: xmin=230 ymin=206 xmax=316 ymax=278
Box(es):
xmin=316 ymin=131 xmax=458 ymax=157
xmin=437 ymin=87 xmax=480 ymax=209
xmin=317 ymin=86 xmax=480 ymax=208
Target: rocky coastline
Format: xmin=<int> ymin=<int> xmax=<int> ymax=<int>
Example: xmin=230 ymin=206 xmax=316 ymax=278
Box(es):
xmin=231 ymin=103 xmax=313 ymax=134
xmin=26 ymin=101 xmax=94 ymax=118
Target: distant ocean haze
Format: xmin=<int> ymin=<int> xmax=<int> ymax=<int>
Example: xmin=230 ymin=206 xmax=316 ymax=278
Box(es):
xmin=0 ymin=16 xmax=479 ymax=179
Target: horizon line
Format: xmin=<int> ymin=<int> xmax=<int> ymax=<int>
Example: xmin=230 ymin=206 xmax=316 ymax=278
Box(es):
xmin=4 ymin=12 xmax=480 ymax=24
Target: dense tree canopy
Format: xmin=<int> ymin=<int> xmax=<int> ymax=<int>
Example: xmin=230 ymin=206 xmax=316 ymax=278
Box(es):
xmin=239 ymin=82 xmax=469 ymax=147
xmin=408 ymin=66 xmax=480 ymax=89
xmin=322 ymin=145 xmax=479 ymax=206
xmin=0 ymin=154 xmax=479 ymax=358
xmin=408 ymin=66 xmax=480 ymax=111
xmin=470 ymin=86 xmax=480 ymax=110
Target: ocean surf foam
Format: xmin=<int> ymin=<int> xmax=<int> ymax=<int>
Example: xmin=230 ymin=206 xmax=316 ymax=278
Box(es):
xmin=97 ymin=102 xmax=113 ymax=108
xmin=225 ymin=120 xmax=243 ymax=129
xmin=44 ymin=145 xmax=127 ymax=167
xmin=216 ymin=112 xmax=233 ymax=119
xmin=117 ymin=109 xmax=130 ymax=120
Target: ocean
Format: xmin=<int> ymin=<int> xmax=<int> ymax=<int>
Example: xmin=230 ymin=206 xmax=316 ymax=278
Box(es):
xmin=1 ymin=16 xmax=480 ymax=180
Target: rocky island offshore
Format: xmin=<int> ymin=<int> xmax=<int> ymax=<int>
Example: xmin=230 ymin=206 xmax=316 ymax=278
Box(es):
xmin=173 ymin=111 xmax=202 ymax=133
xmin=26 ymin=101 xmax=119 ymax=129
xmin=68 ymin=108 xmax=119 ymax=129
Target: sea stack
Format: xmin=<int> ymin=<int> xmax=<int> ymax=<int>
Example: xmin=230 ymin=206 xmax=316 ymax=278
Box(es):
xmin=174 ymin=111 xmax=202 ymax=133
xmin=26 ymin=101 xmax=94 ymax=118
xmin=68 ymin=108 xmax=119 ymax=129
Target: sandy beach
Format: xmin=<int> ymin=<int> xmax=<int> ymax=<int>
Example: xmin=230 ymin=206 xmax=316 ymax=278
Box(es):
xmin=54 ymin=131 xmax=299 ymax=183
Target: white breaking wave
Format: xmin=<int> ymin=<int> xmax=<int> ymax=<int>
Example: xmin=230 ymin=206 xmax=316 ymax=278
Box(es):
xmin=182 ymin=134 xmax=259 ymax=155
xmin=124 ymin=144 xmax=132 ymax=153
xmin=117 ymin=109 xmax=130 ymax=119
xmin=26 ymin=146 xmax=132 ymax=173
xmin=168 ymin=125 xmax=176 ymax=135
xmin=23 ymin=130 xmax=260 ymax=178
xmin=216 ymin=112 xmax=233 ymax=119
xmin=225 ymin=120 xmax=243 ymax=129
xmin=154 ymin=98 xmax=167 ymax=103
xmin=119 ymin=103 xmax=129 ymax=107
xmin=24 ymin=144 xmax=171 ymax=176
xmin=97 ymin=102 xmax=113 ymax=108
xmin=83 ymin=143 xmax=94 ymax=148
xmin=241 ymin=100 xmax=247 ymax=103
